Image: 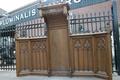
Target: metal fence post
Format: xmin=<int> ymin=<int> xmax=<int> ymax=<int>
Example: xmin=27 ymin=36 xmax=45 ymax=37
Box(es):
xmin=112 ymin=0 xmax=120 ymax=75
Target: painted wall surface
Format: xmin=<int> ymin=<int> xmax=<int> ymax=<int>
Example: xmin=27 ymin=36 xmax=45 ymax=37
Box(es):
xmin=70 ymin=1 xmax=111 ymax=15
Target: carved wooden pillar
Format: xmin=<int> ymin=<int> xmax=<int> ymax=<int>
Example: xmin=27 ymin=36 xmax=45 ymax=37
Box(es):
xmin=41 ymin=4 xmax=70 ymax=75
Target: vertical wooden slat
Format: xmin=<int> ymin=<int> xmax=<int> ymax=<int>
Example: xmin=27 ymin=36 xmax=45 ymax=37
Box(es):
xmin=28 ymin=40 xmax=32 ymax=73
xmin=69 ymin=37 xmax=74 ymax=75
xmin=46 ymin=38 xmax=50 ymax=76
xmin=16 ymin=40 xmax=20 ymax=76
xmin=106 ymin=34 xmax=112 ymax=80
xmin=47 ymin=27 xmax=51 ymax=76
xmin=92 ymin=36 xmax=97 ymax=73
xmin=72 ymin=38 xmax=75 ymax=72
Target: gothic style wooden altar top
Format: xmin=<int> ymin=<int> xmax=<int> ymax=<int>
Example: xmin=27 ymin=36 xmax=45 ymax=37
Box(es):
xmin=40 ymin=3 xmax=69 ymax=16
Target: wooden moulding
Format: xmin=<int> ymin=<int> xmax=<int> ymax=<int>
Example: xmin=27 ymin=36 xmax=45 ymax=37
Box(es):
xmin=40 ymin=3 xmax=69 ymax=17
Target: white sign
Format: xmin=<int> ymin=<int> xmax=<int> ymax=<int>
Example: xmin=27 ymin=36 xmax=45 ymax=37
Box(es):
xmin=64 ymin=0 xmax=82 ymax=4
xmin=43 ymin=0 xmax=82 ymax=5
xmin=0 ymin=9 xmax=37 ymax=26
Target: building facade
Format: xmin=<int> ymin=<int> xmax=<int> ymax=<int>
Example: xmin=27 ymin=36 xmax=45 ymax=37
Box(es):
xmin=0 ymin=8 xmax=7 ymax=18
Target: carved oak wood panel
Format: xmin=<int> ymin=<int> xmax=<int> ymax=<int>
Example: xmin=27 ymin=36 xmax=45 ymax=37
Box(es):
xmin=31 ymin=39 xmax=48 ymax=72
xmin=94 ymin=35 xmax=108 ymax=75
xmin=70 ymin=34 xmax=112 ymax=80
xmin=18 ymin=40 xmax=30 ymax=73
xmin=70 ymin=36 xmax=93 ymax=72
xmin=16 ymin=38 xmax=49 ymax=75
xmin=49 ymin=28 xmax=69 ymax=75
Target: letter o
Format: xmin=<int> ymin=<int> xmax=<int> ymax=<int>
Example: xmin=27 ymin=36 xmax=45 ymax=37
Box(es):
xmin=74 ymin=0 xmax=81 ymax=3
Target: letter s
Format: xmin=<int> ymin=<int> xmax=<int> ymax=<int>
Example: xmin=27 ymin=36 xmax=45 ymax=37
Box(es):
xmin=32 ymin=9 xmax=36 ymax=16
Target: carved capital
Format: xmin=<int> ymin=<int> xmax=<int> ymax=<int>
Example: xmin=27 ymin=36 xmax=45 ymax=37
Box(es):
xmin=40 ymin=3 xmax=69 ymax=16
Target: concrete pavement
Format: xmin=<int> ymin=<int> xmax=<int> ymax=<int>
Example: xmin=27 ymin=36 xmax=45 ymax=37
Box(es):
xmin=0 ymin=71 xmax=119 ymax=80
